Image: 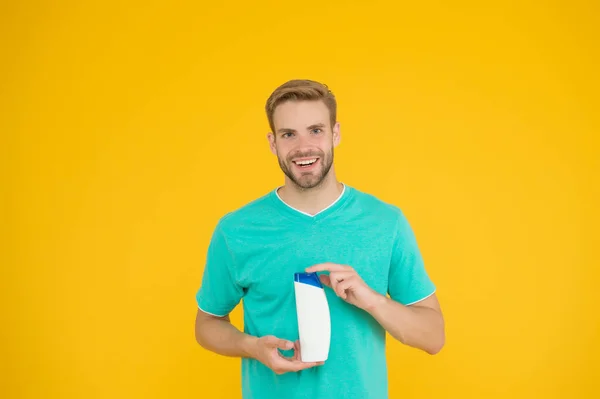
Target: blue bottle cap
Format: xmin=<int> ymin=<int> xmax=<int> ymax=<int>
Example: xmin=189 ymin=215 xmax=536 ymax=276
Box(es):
xmin=294 ymin=272 xmax=323 ymax=288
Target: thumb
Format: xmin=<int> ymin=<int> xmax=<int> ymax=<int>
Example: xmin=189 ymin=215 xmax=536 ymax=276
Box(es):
xmin=319 ymin=274 xmax=332 ymax=288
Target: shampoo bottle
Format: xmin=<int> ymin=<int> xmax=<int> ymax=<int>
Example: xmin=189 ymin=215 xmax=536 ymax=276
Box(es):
xmin=293 ymin=272 xmax=331 ymax=363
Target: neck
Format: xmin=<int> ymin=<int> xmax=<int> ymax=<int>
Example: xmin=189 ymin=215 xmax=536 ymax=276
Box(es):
xmin=277 ymin=173 xmax=344 ymax=216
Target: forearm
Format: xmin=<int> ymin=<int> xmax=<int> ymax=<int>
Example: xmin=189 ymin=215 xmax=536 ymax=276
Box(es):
xmin=366 ymin=295 xmax=445 ymax=354
xmin=195 ymin=314 xmax=258 ymax=359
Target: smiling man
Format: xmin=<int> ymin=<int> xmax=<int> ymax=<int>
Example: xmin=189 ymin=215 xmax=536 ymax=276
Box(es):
xmin=194 ymin=79 xmax=445 ymax=399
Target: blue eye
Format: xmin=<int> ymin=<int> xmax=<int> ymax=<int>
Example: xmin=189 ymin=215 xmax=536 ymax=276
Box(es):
xmin=312 ymin=129 xmax=322 ymax=134
xmin=282 ymin=132 xmax=294 ymax=138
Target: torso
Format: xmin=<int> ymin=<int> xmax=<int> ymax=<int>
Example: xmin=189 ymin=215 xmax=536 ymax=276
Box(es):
xmin=218 ymin=185 xmax=402 ymax=399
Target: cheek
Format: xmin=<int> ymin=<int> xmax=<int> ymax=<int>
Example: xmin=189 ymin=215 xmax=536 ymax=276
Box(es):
xmin=320 ymin=141 xmax=333 ymax=154
xmin=320 ymin=136 xmax=334 ymax=147
xmin=275 ymin=145 xmax=290 ymax=159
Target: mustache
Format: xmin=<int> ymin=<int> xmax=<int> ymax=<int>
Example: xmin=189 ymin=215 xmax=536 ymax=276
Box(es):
xmin=287 ymin=150 xmax=323 ymax=160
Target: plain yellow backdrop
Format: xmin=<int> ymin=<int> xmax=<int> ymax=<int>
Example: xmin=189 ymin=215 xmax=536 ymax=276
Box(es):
xmin=3 ymin=0 xmax=599 ymax=398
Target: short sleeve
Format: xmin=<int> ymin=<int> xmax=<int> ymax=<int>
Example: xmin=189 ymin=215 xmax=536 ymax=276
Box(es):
xmin=195 ymin=223 xmax=244 ymax=317
xmin=388 ymin=210 xmax=436 ymax=306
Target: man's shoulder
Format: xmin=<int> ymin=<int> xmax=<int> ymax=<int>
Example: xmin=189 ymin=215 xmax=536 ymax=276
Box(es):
xmin=214 ymin=189 xmax=277 ymax=231
xmin=350 ymin=186 xmax=405 ymax=219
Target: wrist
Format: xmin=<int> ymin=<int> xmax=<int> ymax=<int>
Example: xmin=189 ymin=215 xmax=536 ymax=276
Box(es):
xmin=240 ymin=334 xmax=259 ymax=359
xmin=364 ymin=291 xmax=387 ymax=314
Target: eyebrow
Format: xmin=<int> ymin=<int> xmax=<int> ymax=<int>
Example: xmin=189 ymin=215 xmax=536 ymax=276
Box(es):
xmin=277 ymin=123 xmax=326 ymax=134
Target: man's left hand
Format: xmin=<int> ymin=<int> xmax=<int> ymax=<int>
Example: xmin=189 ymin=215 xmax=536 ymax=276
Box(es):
xmin=305 ymin=263 xmax=383 ymax=311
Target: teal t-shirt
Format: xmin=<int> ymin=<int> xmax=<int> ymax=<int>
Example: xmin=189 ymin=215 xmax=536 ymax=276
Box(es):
xmin=196 ymin=184 xmax=436 ymax=399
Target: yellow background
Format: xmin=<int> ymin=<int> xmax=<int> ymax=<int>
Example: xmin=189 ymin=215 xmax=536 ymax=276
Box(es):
xmin=3 ymin=1 xmax=599 ymax=398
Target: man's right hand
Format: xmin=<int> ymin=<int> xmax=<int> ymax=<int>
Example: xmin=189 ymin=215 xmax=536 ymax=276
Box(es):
xmin=249 ymin=335 xmax=324 ymax=375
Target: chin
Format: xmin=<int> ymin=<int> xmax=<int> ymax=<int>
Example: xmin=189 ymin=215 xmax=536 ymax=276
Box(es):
xmin=295 ymin=176 xmax=326 ymax=189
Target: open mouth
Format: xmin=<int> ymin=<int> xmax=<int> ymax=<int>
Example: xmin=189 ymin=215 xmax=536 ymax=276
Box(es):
xmin=292 ymin=158 xmax=319 ymax=168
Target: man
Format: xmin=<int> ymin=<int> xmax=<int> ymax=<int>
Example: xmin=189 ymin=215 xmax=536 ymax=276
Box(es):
xmin=194 ymin=79 xmax=445 ymax=399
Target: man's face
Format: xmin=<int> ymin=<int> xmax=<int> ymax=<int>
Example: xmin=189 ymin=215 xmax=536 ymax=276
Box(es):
xmin=268 ymin=100 xmax=340 ymax=190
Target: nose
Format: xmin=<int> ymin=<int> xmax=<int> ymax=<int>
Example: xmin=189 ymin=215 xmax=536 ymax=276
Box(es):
xmin=295 ymin=132 xmax=317 ymax=150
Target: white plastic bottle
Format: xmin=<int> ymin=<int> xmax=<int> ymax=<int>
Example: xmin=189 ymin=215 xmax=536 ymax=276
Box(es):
xmin=293 ymin=272 xmax=331 ymax=363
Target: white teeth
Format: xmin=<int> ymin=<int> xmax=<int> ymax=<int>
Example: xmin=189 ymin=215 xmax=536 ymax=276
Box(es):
xmin=295 ymin=158 xmax=317 ymax=166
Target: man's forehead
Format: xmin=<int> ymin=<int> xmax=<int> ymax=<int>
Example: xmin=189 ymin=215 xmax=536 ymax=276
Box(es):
xmin=273 ymin=100 xmax=330 ymax=128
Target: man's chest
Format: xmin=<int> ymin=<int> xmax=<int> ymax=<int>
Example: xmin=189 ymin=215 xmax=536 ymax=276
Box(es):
xmin=230 ymin=220 xmax=396 ymax=300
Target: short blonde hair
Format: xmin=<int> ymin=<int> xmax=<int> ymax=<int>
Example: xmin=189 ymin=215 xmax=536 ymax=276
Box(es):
xmin=265 ymin=79 xmax=337 ymax=133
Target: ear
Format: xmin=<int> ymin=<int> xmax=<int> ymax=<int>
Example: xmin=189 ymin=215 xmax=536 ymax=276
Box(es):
xmin=267 ymin=132 xmax=277 ymax=155
xmin=332 ymin=122 xmax=341 ymax=147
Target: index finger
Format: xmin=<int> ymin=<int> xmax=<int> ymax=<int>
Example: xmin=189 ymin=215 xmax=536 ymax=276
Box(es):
xmin=305 ymin=263 xmax=348 ymax=273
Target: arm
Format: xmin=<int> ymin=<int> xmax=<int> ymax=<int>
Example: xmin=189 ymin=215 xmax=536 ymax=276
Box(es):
xmin=196 ymin=223 xmax=322 ymax=373
xmin=195 ymin=308 xmax=324 ymax=373
xmin=305 ymin=263 xmax=445 ymax=355
xmin=365 ymin=293 xmax=445 ymax=354
xmin=194 ymin=308 xmax=256 ymax=358
xmin=369 ymin=208 xmax=444 ymax=353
